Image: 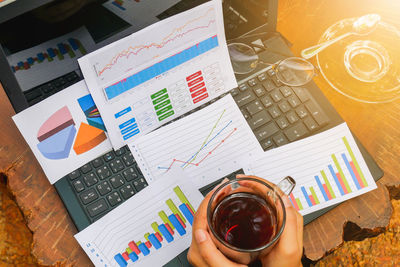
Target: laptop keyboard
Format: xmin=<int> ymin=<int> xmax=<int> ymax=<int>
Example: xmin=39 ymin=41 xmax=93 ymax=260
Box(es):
xmin=24 ymin=71 xmax=81 ymax=106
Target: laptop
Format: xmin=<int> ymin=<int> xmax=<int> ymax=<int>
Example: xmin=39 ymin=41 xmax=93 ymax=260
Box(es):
xmin=0 ymin=0 xmax=383 ymax=266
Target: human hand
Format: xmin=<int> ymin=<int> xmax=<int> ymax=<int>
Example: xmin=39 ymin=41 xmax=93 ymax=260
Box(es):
xmin=187 ymin=179 xmax=246 ymax=267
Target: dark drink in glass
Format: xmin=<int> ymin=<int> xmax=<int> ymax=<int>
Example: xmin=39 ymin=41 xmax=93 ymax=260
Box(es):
xmin=211 ymin=192 xmax=277 ymax=250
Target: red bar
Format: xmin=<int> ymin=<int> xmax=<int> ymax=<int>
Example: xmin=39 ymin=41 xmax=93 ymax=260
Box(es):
xmin=193 ymin=93 xmax=209 ymax=104
xmin=165 ymin=223 xmax=174 ymax=235
xmin=122 ymin=252 xmax=129 ymax=261
xmin=350 ymin=161 xmax=365 ymax=188
xmin=155 ymin=232 xmax=163 ymax=242
xmin=186 ymin=71 xmax=202 ymax=82
xmin=336 ymin=172 xmax=348 ymax=194
xmin=309 ymin=194 xmax=316 ymax=206
xmin=289 ymin=193 xmax=299 ymax=210
xmin=322 ymin=184 xmax=332 ymax=200
xmin=23 ymin=62 xmax=30 ymax=70
xmin=187 ymin=76 xmax=204 ymax=87
xmin=128 ymin=241 xmax=140 ymax=255
xmin=191 ymin=87 xmax=207 ymax=98
xmin=186 ymin=204 xmax=194 ymax=215
xmin=189 ymin=82 xmax=205 ymax=93
xmin=145 ymin=241 xmax=152 ymax=248
xmin=175 ymin=214 xmax=186 ymax=229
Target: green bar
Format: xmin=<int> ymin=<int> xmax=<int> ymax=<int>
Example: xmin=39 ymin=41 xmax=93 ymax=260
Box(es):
xmin=173 ymin=186 xmax=195 ymax=212
xmin=151 ymin=222 xmax=161 ymax=235
xmin=343 ymin=137 xmax=368 ymax=187
xmin=154 ymin=99 xmax=171 ymax=110
xmin=55 ymin=49 xmax=64 ymax=60
xmin=144 ymin=233 xmax=150 ymax=241
xmin=321 ymin=170 xmax=336 ymax=198
xmin=136 ymin=241 xmax=141 ymax=246
xmin=156 ymin=105 xmax=173 ymax=116
xmin=295 ymin=198 xmax=303 ymax=210
xmin=46 ymin=54 xmax=53 ymax=62
xmin=166 ymin=199 xmax=186 ymax=223
xmin=152 ymin=94 xmax=169 ymax=105
xmin=158 ymin=211 xmax=174 ymax=229
xmin=76 ymin=39 xmax=87 ymax=54
xmin=126 ymin=247 xmax=132 ymax=254
xmin=65 ymin=45 xmax=76 ymax=58
xmin=158 ymin=110 xmax=175 ymax=121
xmin=331 ymin=154 xmax=352 ymax=193
xmin=151 ymin=88 xmax=167 ymax=99
xmin=310 ymin=187 xmax=320 ymax=204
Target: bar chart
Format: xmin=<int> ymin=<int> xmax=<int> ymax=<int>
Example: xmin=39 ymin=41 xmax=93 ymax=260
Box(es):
xmin=243 ymin=123 xmax=377 ymax=215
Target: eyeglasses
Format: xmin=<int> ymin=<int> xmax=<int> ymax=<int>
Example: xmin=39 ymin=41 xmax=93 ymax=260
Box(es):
xmin=228 ymin=43 xmax=317 ymax=87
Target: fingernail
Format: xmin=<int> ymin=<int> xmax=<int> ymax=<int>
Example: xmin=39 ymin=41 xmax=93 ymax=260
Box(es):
xmin=282 ymin=195 xmax=291 ymax=208
xmin=194 ymin=229 xmax=207 ymax=243
xmin=220 ymin=178 xmax=229 ymax=184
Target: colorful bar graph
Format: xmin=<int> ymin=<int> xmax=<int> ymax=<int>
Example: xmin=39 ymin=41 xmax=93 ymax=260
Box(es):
xmin=332 ymin=154 xmax=352 ymax=193
xmin=104 ymin=35 xmax=219 ymax=100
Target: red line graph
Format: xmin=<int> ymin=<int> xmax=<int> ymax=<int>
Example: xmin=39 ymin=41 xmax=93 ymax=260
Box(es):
xmin=161 ymin=128 xmax=237 ymax=172
xmin=97 ymin=7 xmax=215 ymax=76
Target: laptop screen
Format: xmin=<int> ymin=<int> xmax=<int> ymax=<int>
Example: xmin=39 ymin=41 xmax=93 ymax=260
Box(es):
xmin=0 ymin=0 xmax=276 ymax=112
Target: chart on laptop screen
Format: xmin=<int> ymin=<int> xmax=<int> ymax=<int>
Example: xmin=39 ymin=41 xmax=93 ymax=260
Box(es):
xmin=78 ymin=0 xmax=237 ymax=149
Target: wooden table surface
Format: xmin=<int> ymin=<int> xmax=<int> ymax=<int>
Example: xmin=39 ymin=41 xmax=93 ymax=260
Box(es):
xmin=1 ymin=0 xmax=399 ymax=265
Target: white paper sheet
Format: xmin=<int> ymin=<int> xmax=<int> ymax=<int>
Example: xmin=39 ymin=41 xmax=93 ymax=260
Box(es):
xmin=12 ymin=81 xmax=113 ymax=184
xmin=129 ymin=95 xmax=263 ymax=188
xmin=78 ymin=0 xmax=237 ymax=149
xmin=242 ymin=123 xmax=377 ymax=216
xmin=75 ymin=172 xmax=204 ymax=267
xmin=7 ymin=27 xmax=96 ymax=92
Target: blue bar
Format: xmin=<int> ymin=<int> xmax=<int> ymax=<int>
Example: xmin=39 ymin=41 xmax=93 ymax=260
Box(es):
xmin=148 ymin=233 xmax=162 ymax=249
xmin=122 ymin=128 xmax=140 ymax=140
xmin=119 ymin=117 xmax=136 ymax=129
xmin=27 ymin=57 xmax=34 ymax=65
xmin=301 ymin=186 xmax=313 ymax=207
xmin=179 ymin=204 xmax=194 ymax=225
xmin=68 ymin=38 xmax=79 ymax=50
xmin=112 ymin=1 xmax=126 ymax=10
xmin=129 ymin=252 xmax=138 ymax=262
xmin=105 ymin=35 xmax=219 ymax=100
xmin=168 ymin=214 xmax=186 ymax=236
xmin=17 ymin=62 xmax=24 ymax=68
xmin=47 ymin=48 xmax=55 ymax=58
xmin=37 ymin=53 xmax=45 ymax=61
xmin=57 ymin=43 xmax=67 ymax=54
xmin=342 ymin=153 xmax=361 ymax=190
xmin=328 ymin=164 xmax=345 ymax=196
xmin=138 ymin=243 xmax=150 ymax=256
xmin=114 ymin=254 xmax=127 ymax=267
xmin=120 ymin=123 xmax=138 ymax=135
xmin=158 ymin=224 xmax=174 ymax=243
xmin=114 ymin=107 xmax=132 ymax=119
xmin=314 ymin=176 xmax=329 ymax=201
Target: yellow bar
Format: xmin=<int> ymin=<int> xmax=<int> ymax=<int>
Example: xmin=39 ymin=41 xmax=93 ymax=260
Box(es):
xmin=144 ymin=233 xmax=150 ymax=241
xmin=166 ymin=199 xmax=186 ymax=223
xmin=173 ymin=186 xmax=195 ymax=212
xmin=159 ymin=210 xmax=174 ymax=229
xmin=295 ymin=198 xmax=303 ymax=210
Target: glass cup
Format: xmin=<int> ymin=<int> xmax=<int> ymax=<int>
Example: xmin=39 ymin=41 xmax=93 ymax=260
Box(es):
xmin=207 ymin=176 xmax=295 ymax=264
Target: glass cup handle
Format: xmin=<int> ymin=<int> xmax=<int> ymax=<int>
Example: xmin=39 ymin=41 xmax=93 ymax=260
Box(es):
xmin=276 ymin=176 xmax=296 ymax=195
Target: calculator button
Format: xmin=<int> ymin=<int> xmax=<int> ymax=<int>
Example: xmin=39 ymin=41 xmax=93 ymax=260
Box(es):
xmin=80 ymin=188 xmax=99 ymax=205
xmin=246 ymin=101 xmax=263 ymax=115
xmin=109 ymin=159 xmax=125 ymax=173
xmin=96 ymin=166 xmax=112 ymax=180
xmin=273 ymin=133 xmax=289 ymax=146
xmin=107 ymin=192 xmax=122 ymax=206
xmin=110 ymin=174 xmax=125 ymax=189
xmin=248 ymin=78 xmax=258 ymax=86
xmin=80 ymin=164 xmax=92 ymax=174
xmin=247 ymin=110 xmax=271 ymax=130
xmin=96 ymin=181 xmax=112 ymax=196
xmin=276 ymin=117 xmax=289 ymax=129
xmin=69 ymin=170 xmax=81 ymax=180
xmin=234 ymin=91 xmax=256 ymax=107
xmin=254 ymin=122 xmax=279 ymax=141
xmin=133 ymin=178 xmax=148 ymax=192
xmin=73 ymin=179 xmax=85 ymax=192
xmin=122 ymin=152 xmax=135 ymax=166
xmin=120 ymin=184 xmax=136 ymax=200
xmin=304 ymin=117 xmax=319 ymax=131
xmin=284 ymin=123 xmax=308 ymax=141
xmin=123 ymin=167 xmax=139 ymax=181
xmin=92 ymin=158 xmax=104 ymax=168
xmin=103 ymin=151 xmax=115 ymax=162
xmin=83 ymin=173 xmax=98 ymax=187
xmin=239 ymin=83 xmax=249 ymax=91
xmin=87 ymin=199 xmax=108 ymax=218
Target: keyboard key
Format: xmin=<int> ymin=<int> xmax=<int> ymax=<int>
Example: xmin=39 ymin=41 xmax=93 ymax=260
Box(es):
xmin=287 ymin=95 xmax=301 ymax=108
xmin=248 ymin=78 xmax=258 ymax=86
xmin=257 ymin=73 xmax=267 ymax=81
xmin=247 ymin=110 xmax=271 ymax=129
xmin=284 ymin=123 xmax=308 ymax=141
xmin=271 ymin=76 xmax=282 ymax=87
xmin=253 ymin=86 xmax=266 ymax=97
xmin=133 ymin=178 xmax=148 ymax=192
xmin=304 ymin=117 xmax=319 ymax=131
xmin=107 ymin=192 xmax=122 ymax=206
xmin=293 ymin=87 xmax=310 ymax=102
xmin=260 ymin=138 xmax=274 ymax=150
xmin=80 ymin=164 xmax=92 ymax=174
xmin=273 ymin=133 xmax=289 ymax=146
xmin=267 ymin=69 xmax=275 ymax=76
xmin=278 ymin=101 xmax=291 ymax=113
xmin=83 ymin=173 xmax=98 ymax=187
xmin=246 ymin=100 xmax=263 ymax=115
xmin=295 ymin=106 xmax=309 ymax=118
xmin=279 ymin=86 xmax=293 ymax=97
xmin=92 ymin=158 xmax=104 ymax=168
xmin=115 ymin=147 xmax=126 ymax=156
xmin=87 ymin=199 xmax=108 ymax=218
xmin=230 ymin=88 xmax=240 ymax=97
xmin=73 ymin=179 xmax=85 ymax=192
xmin=234 ymin=91 xmax=256 ymax=107
xmin=240 ymin=108 xmax=251 ymax=120
xmin=262 ymin=80 xmax=275 ymax=92
xmin=239 ymin=83 xmax=249 ymax=91
xmin=260 ymin=95 xmax=273 ymax=108
xmin=305 ymin=102 xmax=329 ymax=125
xmin=270 ymin=89 xmax=283 ymax=102
xmin=110 ymin=174 xmax=125 ymax=189
xmin=123 ymin=167 xmax=139 ymax=181
xmin=103 ymin=151 xmax=115 ymax=162
xmin=96 ymin=166 xmax=112 ymax=180
xmin=286 ymin=111 xmax=299 ymax=124
xmin=25 ymin=88 xmax=42 ymax=102
xmin=268 ymin=106 xmax=281 ymax=118
xmin=276 ymin=117 xmax=289 ymax=129
xmin=96 ymin=181 xmax=112 ymax=196
xmin=120 ymin=184 xmax=136 ymax=200
xmin=109 ymin=159 xmax=125 ymax=173
xmin=80 ymin=188 xmax=99 ymax=205
xmin=122 ymin=152 xmax=135 ymax=166
xmin=69 ymin=170 xmax=80 ymax=180
xmin=254 ymin=122 xmax=279 ymax=141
